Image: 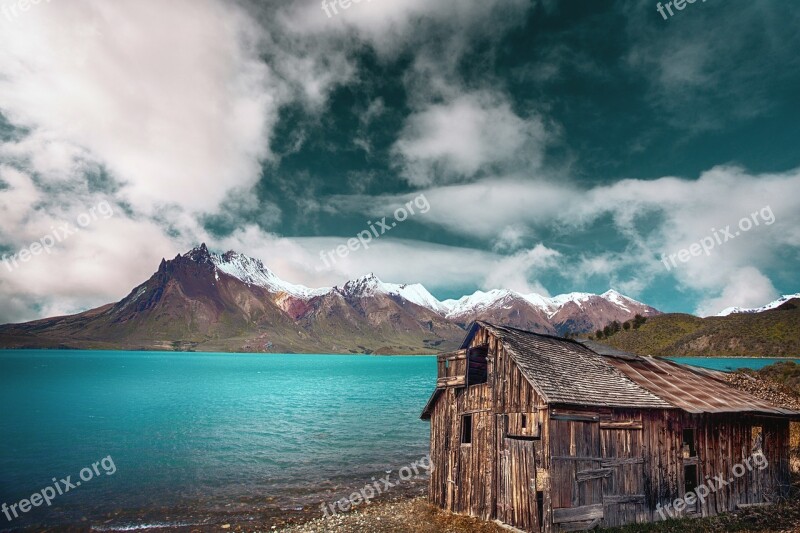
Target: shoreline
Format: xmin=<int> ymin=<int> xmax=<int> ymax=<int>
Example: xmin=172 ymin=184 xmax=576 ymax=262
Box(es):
xmin=6 ymin=481 xmax=430 ymax=533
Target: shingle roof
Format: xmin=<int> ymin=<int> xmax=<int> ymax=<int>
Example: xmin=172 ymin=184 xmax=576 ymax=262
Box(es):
xmin=478 ymin=322 xmax=673 ymax=409
xmin=606 ymin=356 xmax=800 ymax=416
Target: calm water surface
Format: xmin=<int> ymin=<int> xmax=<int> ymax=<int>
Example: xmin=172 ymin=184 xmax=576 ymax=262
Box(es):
xmin=667 ymin=356 xmax=800 ymax=371
xmin=0 ymin=351 xmax=435 ymax=531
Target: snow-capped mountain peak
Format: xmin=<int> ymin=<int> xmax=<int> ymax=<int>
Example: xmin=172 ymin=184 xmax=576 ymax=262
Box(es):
xmin=208 ymin=247 xmax=330 ymax=299
xmin=717 ymin=293 xmax=800 ymax=316
xmin=440 ymin=289 xmax=520 ymax=318
xmin=337 ymin=273 xmax=384 ymax=296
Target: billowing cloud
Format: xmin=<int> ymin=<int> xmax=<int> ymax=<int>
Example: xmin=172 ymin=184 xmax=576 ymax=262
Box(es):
xmin=0 ymin=0 xmax=278 ymax=213
xmin=392 ymin=92 xmax=548 ymax=186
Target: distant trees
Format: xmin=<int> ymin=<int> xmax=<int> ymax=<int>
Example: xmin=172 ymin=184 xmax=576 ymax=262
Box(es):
xmin=595 ymin=315 xmax=648 ymax=341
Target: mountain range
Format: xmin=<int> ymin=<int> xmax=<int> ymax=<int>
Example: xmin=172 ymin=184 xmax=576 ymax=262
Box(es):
xmin=0 ymin=244 xmax=660 ymax=353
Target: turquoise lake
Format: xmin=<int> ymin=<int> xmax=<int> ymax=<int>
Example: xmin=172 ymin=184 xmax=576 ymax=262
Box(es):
xmin=1 ymin=351 xmax=796 ymax=531
xmin=0 ymin=351 xmax=435 ymax=531
xmin=667 ymin=357 xmax=800 ymax=372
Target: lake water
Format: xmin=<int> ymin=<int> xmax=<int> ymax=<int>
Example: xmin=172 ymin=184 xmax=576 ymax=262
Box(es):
xmin=0 ymin=351 xmax=435 ymax=531
xmin=667 ymin=357 xmax=800 ymax=372
xmin=2 ymin=351 xmax=796 ymax=531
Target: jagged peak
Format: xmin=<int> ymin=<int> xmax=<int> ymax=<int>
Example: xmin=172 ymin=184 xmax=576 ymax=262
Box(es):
xmin=183 ymin=243 xmax=213 ymax=263
xmin=338 ymin=273 xmax=384 ymax=295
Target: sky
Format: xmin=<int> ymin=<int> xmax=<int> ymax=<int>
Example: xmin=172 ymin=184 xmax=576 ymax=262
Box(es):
xmin=0 ymin=0 xmax=799 ymax=323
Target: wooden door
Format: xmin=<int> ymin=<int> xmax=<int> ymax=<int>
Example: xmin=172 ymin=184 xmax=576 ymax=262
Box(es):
xmin=599 ymin=418 xmax=647 ymax=528
xmin=498 ymin=416 xmax=539 ymax=531
xmin=549 ymin=411 xmax=605 ymax=529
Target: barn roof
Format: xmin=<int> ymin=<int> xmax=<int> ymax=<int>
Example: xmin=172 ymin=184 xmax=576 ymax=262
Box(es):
xmin=476 ymin=322 xmax=673 ymax=409
xmin=421 ymin=322 xmax=800 ymax=419
xmin=605 ymin=355 xmax=799 ymax=416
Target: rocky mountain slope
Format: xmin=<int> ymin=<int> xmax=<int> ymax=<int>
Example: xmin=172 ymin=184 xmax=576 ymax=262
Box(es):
xmin=0 ymin=245 xmax=660 ymax=353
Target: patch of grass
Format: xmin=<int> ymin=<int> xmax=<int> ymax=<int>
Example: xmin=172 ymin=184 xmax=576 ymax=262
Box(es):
xmin=603 ymin=499 xmax=800 ymax=532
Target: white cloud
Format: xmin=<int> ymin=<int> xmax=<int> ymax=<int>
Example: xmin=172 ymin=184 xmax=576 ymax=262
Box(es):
xmin=0 ymin=0 xmax=278 ymax=214
xmin=392 ymin=92 xmax=548 ymax=186
xmin=482 ymin=245 xmax=560 ymax=295
xmin=278 ymin=0 xmax=532 ymax=59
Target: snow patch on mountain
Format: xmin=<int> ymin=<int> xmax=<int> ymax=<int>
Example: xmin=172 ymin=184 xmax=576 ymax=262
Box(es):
xmin=210 ymin=249 xmax=330 ymax=299
xmin=440 ymin=290 xmax=521 ymax=317
xmin=336 ymin=273 xmax=449 ymax=313
xmin=717 ymin=293 xmax=800 ymax=316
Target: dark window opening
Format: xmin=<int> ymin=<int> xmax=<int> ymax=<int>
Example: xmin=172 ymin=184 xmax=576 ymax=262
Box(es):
xmin=751 ymin=425 xmax=763 ymax=453
xmin=461 ymin=414 xmax=473 ymax=445
xmin=536 ymin=491 xmax=544 ymax=531
xmin=682 ymin=428 xmax=697 ymax=458
xmin=445 ymin=359 xmax=449 ymax=369
xmin=521 ymin=414 xmax=527 ymax=429
xmin=467 ymin=345 xmax=488 ymax=385
xmin=684 ymin=464 xmax=699 ymax=511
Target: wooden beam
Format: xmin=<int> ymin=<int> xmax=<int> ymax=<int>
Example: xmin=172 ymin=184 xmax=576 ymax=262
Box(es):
xmin=560 ymin=518 xmax=601 ymax=532
xmin=600 ymin=457 xmax=644 ymax=467
xmin=551 ymin=413 xmax=600 ymax=422
xmin=553 ymin=504 xmax=604 ymax=524
xmin=599 ymin=420 xmax=643 ymax=430
xmin=604 ymin=494 xmax=646 ymax=504
xmin=576 ymin=468 xmax=612 ymax=482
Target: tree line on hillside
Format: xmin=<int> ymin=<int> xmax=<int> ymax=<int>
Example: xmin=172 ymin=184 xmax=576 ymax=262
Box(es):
xmin=565 ymin=314 xmax=647 ymax=341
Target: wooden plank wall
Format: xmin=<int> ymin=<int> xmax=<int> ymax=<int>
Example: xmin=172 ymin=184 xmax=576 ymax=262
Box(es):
xmin=641 ymin=411 xmax=791 ymax=522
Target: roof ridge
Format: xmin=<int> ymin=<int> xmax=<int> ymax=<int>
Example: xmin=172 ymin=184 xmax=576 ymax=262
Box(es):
xmin=476 ymin=320 xmax=588 ymax=347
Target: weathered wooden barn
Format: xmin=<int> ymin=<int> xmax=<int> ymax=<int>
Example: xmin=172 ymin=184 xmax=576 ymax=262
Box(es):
xmin=420 ymin=321 xmax=799 ymax=531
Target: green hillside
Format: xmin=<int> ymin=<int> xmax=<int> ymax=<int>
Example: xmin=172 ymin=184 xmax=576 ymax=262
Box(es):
xmin=599 ymin=299 xmax=800 ymax=357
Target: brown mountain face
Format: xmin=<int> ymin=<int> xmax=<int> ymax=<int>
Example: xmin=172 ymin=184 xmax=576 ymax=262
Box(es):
xmin=549 ymin=297 xmax=660 ymax=336
xmin=0 ymin=245 xmax=661 ymax=354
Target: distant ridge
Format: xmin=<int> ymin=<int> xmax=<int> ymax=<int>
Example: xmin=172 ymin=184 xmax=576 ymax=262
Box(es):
xmin=0 ymin=244 xmax=660 ymax=353
xmin=717 ymin=293 xmax=800 ymax=316
xmin=601 ymin=298 xmax=800 ymax=358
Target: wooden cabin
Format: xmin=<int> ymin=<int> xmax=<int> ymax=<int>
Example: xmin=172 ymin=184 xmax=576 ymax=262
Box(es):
xmin=420 ymin=321 xmax=799 ymax=532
